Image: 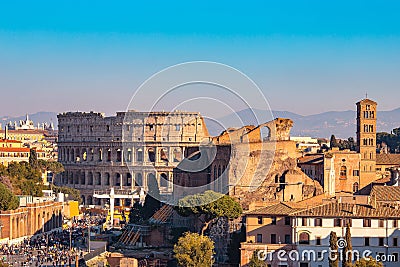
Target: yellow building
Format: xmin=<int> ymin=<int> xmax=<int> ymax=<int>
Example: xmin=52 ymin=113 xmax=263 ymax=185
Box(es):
xmin=0 ymin=138 xmax=46 ymax=166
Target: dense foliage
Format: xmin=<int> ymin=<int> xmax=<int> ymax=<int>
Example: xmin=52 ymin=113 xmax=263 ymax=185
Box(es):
xmin=330 ymin=135 xmax=356 ymax=151
xmin=173 ymin=232 xmax=215 ymax=267
xmin=0 ymin=182 xmax=19 ymax=211
xmin=343 ymin=224 xmax=352 ymax=267
xmin=353 ymin=257 xmax=383 ymax=267
xmin=129 ymin=174 xmax=161 ymax=224
xmin=248 ymin=250 xmax=267 ymax=267
xmin=176 ymin=190 xmax=242 ymax=234
xmin=0 ymin=150 xmax=65 ymax=210
xmin=51 ymin=185 xmax=82 ymax=204
xmin=329 ymin=231 xmax=339 ymax=267
xmin=377 ymin=127 xmax=400 ymax=153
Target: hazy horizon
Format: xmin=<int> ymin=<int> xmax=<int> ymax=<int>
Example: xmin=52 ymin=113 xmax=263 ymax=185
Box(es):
xmin=1 ymin=1 xmax=400 ymax=117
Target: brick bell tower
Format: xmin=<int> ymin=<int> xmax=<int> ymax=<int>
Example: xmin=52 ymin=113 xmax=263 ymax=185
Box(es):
xmin=356 ymin=98 xmax=377 ymax=188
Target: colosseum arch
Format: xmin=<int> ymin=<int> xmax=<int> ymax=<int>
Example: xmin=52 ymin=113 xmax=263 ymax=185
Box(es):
xmin=95 ymin=172 xmax=101 ymax=185
xmin=104 ymin=173 xmax=110 ymax=186
xmin=88 ymin=172 xmax=93 ymax=185
xmin=80 ymin=172 xmax=86 ymax=185
xmin=75 ymin=148 xmax=80 ymax=162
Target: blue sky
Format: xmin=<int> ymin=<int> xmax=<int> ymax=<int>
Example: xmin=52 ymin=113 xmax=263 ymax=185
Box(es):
xmin=1 ymin=0 xmax=400 ymax=117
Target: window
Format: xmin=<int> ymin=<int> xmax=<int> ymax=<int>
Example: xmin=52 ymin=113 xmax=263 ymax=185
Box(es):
xmin=394 ymin=238 xmax=398 ymax=247
xmin=379 ymin=237 xmax=385 ymax=246
xmin=271 ymin=234 xmax=277 ymax=244
xmin=271 ymin=217 xmax=277 ymax=225
xmin=285 ymin=217 xmax=291 ymax=225
xmin=301 ymin=218 xmax=307 ymax=226
xmin=107 ymin=149 xmax=111 ymax=162
xmin=315 ymin=218 xmax=322 ymax=227
xmin=116 ymin=149 xmax=122 ymax=162
xmin=256 ymin=234 xmax=262 ymax=243
xmin=316 ymin=237 xmax=321 ymax=245
xmin=379 ymin=219 xmax=385 ymax=228
xmin=340 ymin=166 xmax=347 ymax=179
xmin=353 ymin=170 xmax=360 ymax=176
xmin=136 ymin=148 xmax=143 ymax=162
xmin=175 ymin=125 xmax=181 ymax=131
xmin=364 ymin=237 xmax=370 ymax=246
xmin=353 ymin=182 xmax=359 ymax=193
xmin=257 ymin=216 xmax=263 ymax=224
xmin=393 ymin=220 xmax=398 ymax=228
xmin=334 ymin=218 xmax=342 ymax=227
xmin=363 ymin=219 xmax=371 ymax=227
xmin=392 ymin=253 xmax=399 ymax=262
xmin=285 ymin=234 xmax=291 ymax=244
xmin=106 ymin=125 xmax=110 ymax=131
xmin=299 ymin=232 xmax=310 ymax=245
xmin=126 ymin=149 xmax=132 ymax=162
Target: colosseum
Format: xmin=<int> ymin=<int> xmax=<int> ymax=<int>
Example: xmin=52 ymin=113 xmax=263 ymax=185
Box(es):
xmin=56 ymin=110 xmax=209 ymax=206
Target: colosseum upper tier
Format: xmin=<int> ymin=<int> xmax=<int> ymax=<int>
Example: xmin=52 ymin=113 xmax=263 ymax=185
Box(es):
xmin=56 ymin=110 xmax=209 ymax=206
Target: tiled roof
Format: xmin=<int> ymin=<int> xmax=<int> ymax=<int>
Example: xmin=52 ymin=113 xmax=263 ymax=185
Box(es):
xmin=0 ymin=147 xmax=30 ymax=152
xmin=292 ymin=202 xmax=400 ymax=218
xmin=245 ymin=202 xmax=304 ymax=216
xmin=0 ymin=129 xmax=46 ymax=134
xmin=297 ymin=154 xmax=324 ymax=164
xmin=0 ymin=147 xmax=44 ymax=153
xmin=0 ymin=139 xmax=22 ymax=143
xmin=149 ymin=204 xmax=174 ymax=224
xmin=370 ymin=186 xmax=400 ymax=201
xmin=356 ymin=98 xmax=377 ymax=105
xmin=376 ymin=154 xmax=400 ymax=166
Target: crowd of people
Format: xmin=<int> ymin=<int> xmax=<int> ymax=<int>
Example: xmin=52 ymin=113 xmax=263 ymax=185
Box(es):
xmin=0 ymin=212 xmax=107 ymax=267
xmin=0 ymin=232 xmax=81 ymax=266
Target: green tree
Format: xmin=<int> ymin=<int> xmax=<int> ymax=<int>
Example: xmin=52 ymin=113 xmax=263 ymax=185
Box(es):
xmin=393 ymin=127 xmax=400 ymax=137
xmin=173 ymin=232 xmax=215 ymax=267
xmin=52 ymin=185 xmax=82 ymax=204
xmin=29 ymin=149 xmax=38 ymax=169
xmin=330 ymin=135 xmax=338 ymax=148
xmin=176 ymin=190 xmax=242 ymax=235
xmin=227 ymin=224 xmax=246 ymax=264
xmin=329 ymin=231 xmax=339 ymax=267
xmin=248 ymin=250 xmax=267 ymax=267
xmin=21 ymin=180 xmax=44 ymax=197
xmin=353 ymin=257 xmax=383 ymax=267
xmin=0 ymin=182 xmax=19 ymax=211
xmin=38 ymin=160 xmax=65 ymax=174
xmin=342 ymin=224 xmax=353 ymax=267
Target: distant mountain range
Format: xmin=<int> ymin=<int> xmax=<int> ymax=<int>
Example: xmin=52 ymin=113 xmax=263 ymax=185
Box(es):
xmin=1 ymin=109 xmax=399 ymax=139
xmin=210 ymin=108 xmax=400 ymax=139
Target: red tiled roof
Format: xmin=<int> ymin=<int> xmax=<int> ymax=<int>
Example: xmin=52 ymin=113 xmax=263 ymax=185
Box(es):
xmin=370 ymin=186 xmax=400 ymax=202
xmin=245 ymin=202 xmax=304 ymax=216
xmin=0 ymin=139 xmax=22 ymax=143
xmin=0 ymin=147 xmax=30 ymax=152
xmin=297 ymin=154 xmax=324 ymax=164
xmin=0 ymin=147 xmax=45 ymax=153
xmin=0 ymin=129 xmax=46 ymax=135
xmin=376 ymin=154 xmax=400 ymax=166
xmin=292 ymin=202 xmax=400 ymax=218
